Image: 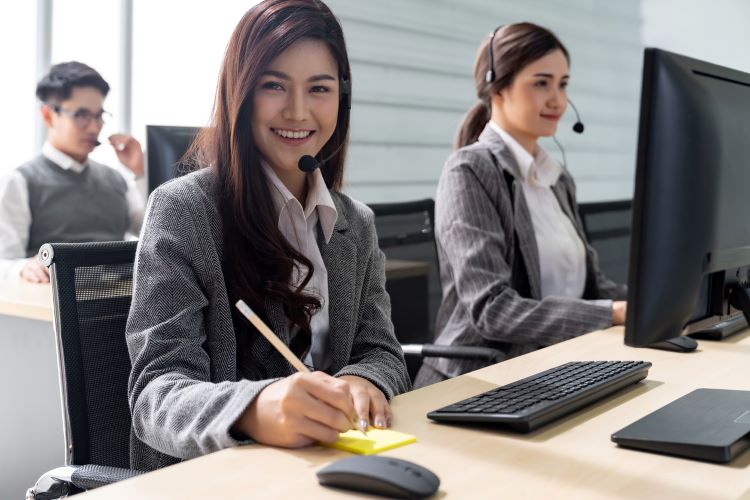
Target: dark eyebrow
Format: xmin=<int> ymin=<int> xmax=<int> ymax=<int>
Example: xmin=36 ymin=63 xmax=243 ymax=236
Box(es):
xmin=308 ymin=74 xmax=336 ymax=82
xmin=261 ymin=70 xmax=336 ymax=83
xmin=532 ymin=72 xmax=570 ymax=79
xmin=261 ymin=70 xmax=290 ymax=80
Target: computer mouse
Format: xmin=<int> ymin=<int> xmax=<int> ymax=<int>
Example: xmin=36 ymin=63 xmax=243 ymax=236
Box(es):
xmin=651 ymin=336 xmax=698 ymax=352
xmin=317 ymin=455 xmax=440 ymax=499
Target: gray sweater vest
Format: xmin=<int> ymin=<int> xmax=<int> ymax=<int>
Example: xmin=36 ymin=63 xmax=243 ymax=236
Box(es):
xmin=17 ymin=155 xmax=130 ymax=257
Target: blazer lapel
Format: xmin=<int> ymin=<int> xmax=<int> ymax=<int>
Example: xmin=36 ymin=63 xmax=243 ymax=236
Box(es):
xmin=318 ymin=197 xmax=357 ymax=372
xmin=551 ymin=176 xmax=600 ymax=298
xmin=479 ymin=125 xmax=543 ymax=299
xmin=264 ymin=297 xmax=291 ymax=344
xmin=551 ymin=177 xmax=586 ymax=242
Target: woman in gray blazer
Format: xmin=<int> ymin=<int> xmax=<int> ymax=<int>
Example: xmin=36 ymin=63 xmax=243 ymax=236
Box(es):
xmin=415 ymin=23 xmax=627 ymax=388
xmin=126 ymin=0 xmax=409 ymax=471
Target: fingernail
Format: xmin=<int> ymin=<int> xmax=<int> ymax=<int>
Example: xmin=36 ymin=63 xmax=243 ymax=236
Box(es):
xmin=375 ymin=418 xmax=385 ymax=428
xmin=358 ymin=418 xmax=368 ymax=432
xmin=386 ymin=418 xmax=392 ymax=428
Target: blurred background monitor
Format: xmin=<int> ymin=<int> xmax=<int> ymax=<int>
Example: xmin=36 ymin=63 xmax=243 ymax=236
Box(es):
xmin=626 ymin=48 xmax=750 ymax=349
xmin=145 ymin=125 xmax=201 ymax=194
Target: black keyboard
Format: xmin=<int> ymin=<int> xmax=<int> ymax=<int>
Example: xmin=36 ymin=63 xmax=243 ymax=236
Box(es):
xmin=427 ymin=361 xmax=652 ymax=432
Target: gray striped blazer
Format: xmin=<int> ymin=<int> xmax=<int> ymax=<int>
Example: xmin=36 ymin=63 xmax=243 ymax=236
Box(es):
xmin=416 ymin=124 xmax=626 ymax=387
xmin=126 ymin=168 xmax=410 ymax=471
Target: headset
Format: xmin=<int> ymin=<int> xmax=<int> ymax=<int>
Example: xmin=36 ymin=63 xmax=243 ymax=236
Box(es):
xmin=340 ymin=74 xmax=351 ymax=111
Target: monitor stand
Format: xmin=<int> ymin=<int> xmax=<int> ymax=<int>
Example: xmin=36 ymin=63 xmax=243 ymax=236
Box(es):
xmin=649 ymin=336 xmax=698 ymax=352
xmin=728 ymin=283 xmax=750 ymax=331
xmin=689 ymin=313 xmax=747 ymax=340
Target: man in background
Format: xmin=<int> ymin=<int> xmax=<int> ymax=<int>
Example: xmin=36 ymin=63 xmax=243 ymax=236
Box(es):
xmin=0 ymin=61 xmax=145 ymax=282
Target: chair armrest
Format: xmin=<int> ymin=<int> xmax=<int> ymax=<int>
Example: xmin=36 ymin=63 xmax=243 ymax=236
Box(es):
xmin=401 ymin=344 xmax=506 ymax=363
xmin=71 ymin=464 xmax=145 ymax=490
xmin=27 ymin=465 xmax=145 ymax=499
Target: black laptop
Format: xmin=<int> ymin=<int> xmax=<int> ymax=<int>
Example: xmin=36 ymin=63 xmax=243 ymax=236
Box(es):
xmin=611 ymin=388 xmax=750 ymax=463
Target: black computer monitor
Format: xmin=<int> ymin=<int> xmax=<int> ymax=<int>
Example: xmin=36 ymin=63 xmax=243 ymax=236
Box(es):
xmin=626 ymin=48 xmax=750 ymax=349
xmin=145 ymin=125 xmax=201 ymax=194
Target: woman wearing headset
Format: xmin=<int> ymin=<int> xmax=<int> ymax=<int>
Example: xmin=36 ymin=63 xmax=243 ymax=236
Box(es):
xmin=415 ymin=23 xmax=626 ymax=388
xmin=126 ymin=0 xmax=409 ymax=470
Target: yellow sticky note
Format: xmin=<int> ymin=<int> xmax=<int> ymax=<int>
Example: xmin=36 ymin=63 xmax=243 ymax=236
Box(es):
xmin=324 ymin=428 xmax=417 ymax=455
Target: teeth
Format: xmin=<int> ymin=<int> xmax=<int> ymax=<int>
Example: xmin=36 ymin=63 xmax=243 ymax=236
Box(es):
xmin=273 ymin=129 xmax=312 ymax=139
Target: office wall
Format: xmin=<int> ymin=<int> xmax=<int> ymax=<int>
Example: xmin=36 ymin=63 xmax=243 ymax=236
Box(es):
xmin=642 ymin=0 xmax=750 ymax=74
xmin=326 ymin=0 xmax=643 ymax=203
xmin=2 ymin=0 xmax=643 ymax=203
xmin=1 ymin=2 xmax=36 ymax=173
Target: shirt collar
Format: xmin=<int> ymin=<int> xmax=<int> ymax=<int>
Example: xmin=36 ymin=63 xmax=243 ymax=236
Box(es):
xmin=488 ymin=121 xmax=562 ymax=188
xmin=42 ymin=141 xmax=88 ymax=173
xmin=262 ymin=159 xmax=338 ymax=243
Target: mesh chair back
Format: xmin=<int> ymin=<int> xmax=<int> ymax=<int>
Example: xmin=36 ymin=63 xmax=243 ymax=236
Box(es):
xmin=40 ymin=241 xmax=137 ymax=469
xmin=578 ymin=200 xmax=632 ymax=284
xmin=368 ymin=199 xmax=441 ymax=345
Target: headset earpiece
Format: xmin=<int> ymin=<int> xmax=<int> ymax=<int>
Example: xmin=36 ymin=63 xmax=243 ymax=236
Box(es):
xmin=486 ymin=24 xmax=504 ymax=83
xmin=341 ymin=75 xmax=351 ymax=110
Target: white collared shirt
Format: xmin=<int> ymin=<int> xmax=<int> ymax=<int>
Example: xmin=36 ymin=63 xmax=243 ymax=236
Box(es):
xmin=263 ymin=161 xmax=338 ymax=367
xmin=0 ymin=142 xmax=145 ymax=280
xmin=489 ymin=121 xmax=588 ymax=299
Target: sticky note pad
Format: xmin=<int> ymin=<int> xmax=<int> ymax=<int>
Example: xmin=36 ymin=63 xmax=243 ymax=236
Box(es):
xmin=324 ymin=428 xmax=417 ymax=455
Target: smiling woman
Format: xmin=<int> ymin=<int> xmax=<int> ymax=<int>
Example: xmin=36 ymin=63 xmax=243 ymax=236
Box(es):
xmin=414 ymin=23 xmax=629 ymax=388
xmin=125 ymin=0 xmax=409 ymax=472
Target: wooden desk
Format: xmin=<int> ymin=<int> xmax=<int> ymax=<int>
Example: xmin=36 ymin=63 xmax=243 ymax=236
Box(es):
xmin=81 ymin=327 xmax=750 ymax=499
xmin=0 ymin=261 xmax=425 ymax=322
xmin=0 ymin=280 xmax=52 ymax=322
xmin=384 ymin=258 xmax=430 ymax=280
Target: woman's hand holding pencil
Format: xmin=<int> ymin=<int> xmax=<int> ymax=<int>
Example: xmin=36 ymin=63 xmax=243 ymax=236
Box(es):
xmin=232 ymin=300 xmax=390 ymax=448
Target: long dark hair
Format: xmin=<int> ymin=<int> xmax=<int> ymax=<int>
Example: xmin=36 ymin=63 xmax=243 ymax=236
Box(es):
xmin=455 ymin=22 xmax=569 ymax=149
xmin=189 ymin=0 xmax=351 ymax=342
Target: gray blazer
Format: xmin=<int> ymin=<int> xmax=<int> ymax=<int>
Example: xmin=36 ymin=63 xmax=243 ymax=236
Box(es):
xmin=126 ymin=168 xmax=410 ymax=471
xmin=418 ymin=124 xmax=626 ymax=386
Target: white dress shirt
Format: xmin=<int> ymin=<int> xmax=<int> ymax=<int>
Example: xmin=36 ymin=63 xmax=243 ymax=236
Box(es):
xmin=489 ymin=121 xmax=589 ymax=300
xmin=0 ymin=142 xmax=145 ymax=280
xmin=263 ymin=161 xmax=338 ymax=368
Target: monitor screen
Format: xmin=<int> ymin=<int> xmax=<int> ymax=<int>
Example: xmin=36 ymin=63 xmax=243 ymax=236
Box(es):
xmin=626 ymin=48 xmax=750 ymax=347
xmin=145 ymin=125 xmax=201 ymax=195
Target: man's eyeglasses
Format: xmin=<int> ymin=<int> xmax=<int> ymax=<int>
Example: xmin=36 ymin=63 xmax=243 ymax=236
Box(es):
xmin=49 ymin=104 xmax=111 ymax=128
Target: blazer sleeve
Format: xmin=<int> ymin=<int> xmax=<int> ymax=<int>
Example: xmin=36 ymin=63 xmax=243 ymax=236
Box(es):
xmin=437 ymin=152 xmax=613 ymax=347
xmin=126 ymin=187 xmax=279 ymax=461
xmin=334 ymin=211 xmax=411 ymax=398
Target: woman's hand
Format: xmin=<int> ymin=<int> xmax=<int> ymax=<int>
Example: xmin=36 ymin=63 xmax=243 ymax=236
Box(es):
xmin=612 ymin=301 xmax=627 ymax=325
xmin=234 ymin=371 xmax=358 ymax=448
xmin=338 ymin=375 xmax=393 ymax=430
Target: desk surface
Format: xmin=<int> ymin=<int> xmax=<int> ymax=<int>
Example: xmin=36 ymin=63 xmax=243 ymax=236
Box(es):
xmin=0 ymin=260 xmax=425 ymax=324
xmin=384 ymin=258 xmax=430 ymax=280
xmin=82 ymin=327 xmax=750 ymax=499
xmin=0 ymin=280 xmax=52 ymax=322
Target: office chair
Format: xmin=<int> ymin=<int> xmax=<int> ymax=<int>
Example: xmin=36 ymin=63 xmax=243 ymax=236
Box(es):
xmin=368 ymin=199 xmax=505 ymax=380
xmin=26 ymin=242 xmax=144 ymax=499
xmin=578 ymin=199 xmax=632 ymax=285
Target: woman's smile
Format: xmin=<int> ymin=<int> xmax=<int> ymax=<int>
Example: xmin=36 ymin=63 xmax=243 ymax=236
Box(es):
xmin=271 ymin=127 xmax=316 ymax=146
